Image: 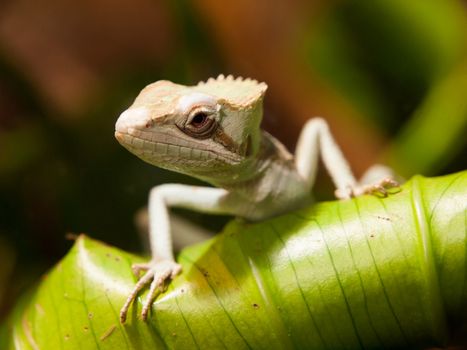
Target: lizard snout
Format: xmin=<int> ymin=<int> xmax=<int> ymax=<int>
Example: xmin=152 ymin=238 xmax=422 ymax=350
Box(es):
xmin=115 ymin=106 xmax=151 ymax=134
xmin=114 ymin=131 xmax=125 ymax=143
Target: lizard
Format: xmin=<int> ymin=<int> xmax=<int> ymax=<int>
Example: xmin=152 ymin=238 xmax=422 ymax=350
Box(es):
xmin=114 ymin=74 xmax=398 ymax=323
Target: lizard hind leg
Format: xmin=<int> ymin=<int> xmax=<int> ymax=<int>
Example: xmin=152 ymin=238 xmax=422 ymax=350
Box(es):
xmin=294 ymin=118 xmax=401 ymax=200
xmin=335 ymin=164 xmax=401 ymax=199
xmin=354 ymin=164 xmax=401 ymax=198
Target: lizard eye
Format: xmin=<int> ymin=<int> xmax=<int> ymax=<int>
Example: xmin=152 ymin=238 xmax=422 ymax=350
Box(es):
xmin=181 ymin=110 xmax=217 ymax=138
xmin=189 ymin=112 xmax=209 ymax=128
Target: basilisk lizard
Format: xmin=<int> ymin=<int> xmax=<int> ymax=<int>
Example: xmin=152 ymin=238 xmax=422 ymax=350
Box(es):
xmin=115 ymin=74 xmax=398 ymax=323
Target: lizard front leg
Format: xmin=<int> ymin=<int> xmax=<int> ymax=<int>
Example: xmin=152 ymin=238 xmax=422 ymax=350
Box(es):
xmin=120 ymin=184 xmax=233 ymax=323
xmin=294 ymin=118 xmax=399 ymax=199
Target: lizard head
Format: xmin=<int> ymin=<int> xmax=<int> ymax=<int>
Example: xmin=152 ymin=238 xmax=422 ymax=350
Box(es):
xmin=115 ymin=75 xmax=267 ymax=179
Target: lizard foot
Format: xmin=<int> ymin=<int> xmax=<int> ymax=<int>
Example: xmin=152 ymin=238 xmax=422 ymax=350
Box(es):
xmin=335 ymin=177 xmax=401 ymax=199
xmin=120 ymin=260 xmax=182 ymax=323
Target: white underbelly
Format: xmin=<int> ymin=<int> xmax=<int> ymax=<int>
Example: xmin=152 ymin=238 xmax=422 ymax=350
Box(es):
xmin=237 ymin=178 xmax=312 ymax=221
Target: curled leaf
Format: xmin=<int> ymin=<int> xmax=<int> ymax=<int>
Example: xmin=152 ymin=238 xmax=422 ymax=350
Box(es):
xmin=3 ymin=172 xmax=466 ymax=349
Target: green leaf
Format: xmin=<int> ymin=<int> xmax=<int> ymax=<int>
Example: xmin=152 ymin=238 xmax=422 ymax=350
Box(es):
xmin=383 ymin=64 xmax=467 ymax=176
xmin=3 ymin=171 xmax=466 ymax=349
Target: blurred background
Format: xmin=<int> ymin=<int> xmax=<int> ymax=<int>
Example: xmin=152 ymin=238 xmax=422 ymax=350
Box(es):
xmin=0 ymin=0 xmax=466 ymax=324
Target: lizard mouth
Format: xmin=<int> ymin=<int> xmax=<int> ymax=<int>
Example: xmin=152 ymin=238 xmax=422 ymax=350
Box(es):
xmin=114 ymin=130 xmax=241 ymax=163
xmin=114 ymin=131 xmax=126 ymax=144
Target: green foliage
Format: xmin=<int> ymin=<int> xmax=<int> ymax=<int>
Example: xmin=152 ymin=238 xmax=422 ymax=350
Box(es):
xmin=2 ymin=171 xmax=466 ymax=349
xmin=384 ymin=65 xmax=467 ymax=175
xmin=303 ymin=0 xmax=467 ymax=176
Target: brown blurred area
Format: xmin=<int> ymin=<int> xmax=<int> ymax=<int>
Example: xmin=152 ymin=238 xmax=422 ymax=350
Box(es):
xmin=0 ymin=0 xmax=174 ymax=116
xmin=0 ymin=0 xmax=466 ymax=346
xmin=0 ymin=0 xmax=387 ymax=168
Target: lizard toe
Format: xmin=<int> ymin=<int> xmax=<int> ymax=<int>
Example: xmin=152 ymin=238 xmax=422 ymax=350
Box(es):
xmin=120 ymin=260 xmax=182 ymax=323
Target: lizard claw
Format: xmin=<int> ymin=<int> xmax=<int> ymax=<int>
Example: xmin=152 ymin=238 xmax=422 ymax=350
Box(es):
xmin=335 ymin=177 xmax=401 ymax=199
xmin=357 ymin=177 xmax=400 ymax=197
xmin=120 ymin=260 xmax=182 ymax=323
